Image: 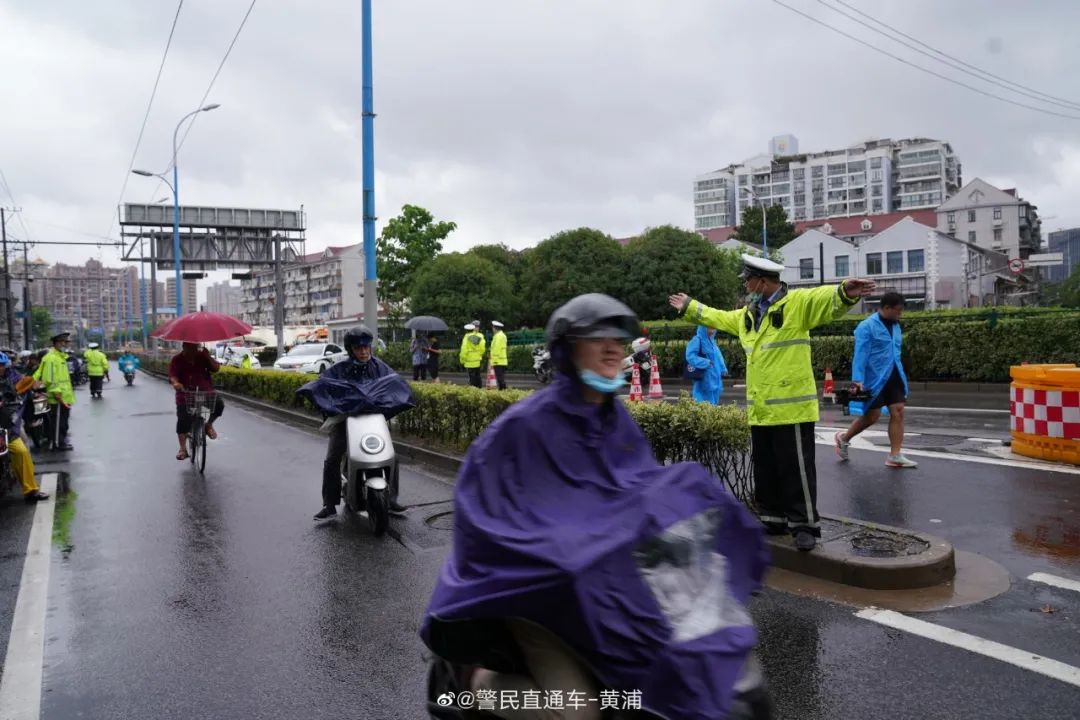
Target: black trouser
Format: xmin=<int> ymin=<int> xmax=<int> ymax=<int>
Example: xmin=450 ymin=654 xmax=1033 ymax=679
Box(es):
xmin=47 ymin=403 xmax=71 ymax=448
xmin=467 ymin=368 xmax=482 ymax=388
xmin=427 ymin=361 xmax=439 ymax=381
xmin=494 ymin=366 xmax=507 ymax=390
xmin=751 ymin=422 xmax=819 ymax=536
xmin=322 ymin=422 xmax=399 ymax=508
xmin=89 ymin=375 xmax=104 ymax=395
xmin=175 ymin=397 xmax=225 ymax=435
xmin=413 ymin=364 xmax=428 ymax=381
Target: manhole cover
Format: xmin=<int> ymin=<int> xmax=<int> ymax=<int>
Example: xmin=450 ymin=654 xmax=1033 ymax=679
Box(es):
xmin=426 ymin=511 xmax=454 ymax=531
xmin=849 ymin=531 xmax=929 ymax=558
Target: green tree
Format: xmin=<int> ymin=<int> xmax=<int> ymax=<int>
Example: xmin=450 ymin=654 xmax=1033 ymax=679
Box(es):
xmin=376 ymin=204 xmax=457 ymax=301
xmin=1058 ymin=264 xmax=1080 ymax=308
xmin=466 ymin=244 xmax=527 ymax=325
xmin=31 ymin=306 xmax=53 ymax=348
xmin=619 ymin=226 xmax=742 ymax=320
xmin=410 ymin=252 xmax=519 ymax=331
xmin=520 ymin=228 xmax=624 ymax=326
xmin=733 ymin=205 xmax=798 ymax=250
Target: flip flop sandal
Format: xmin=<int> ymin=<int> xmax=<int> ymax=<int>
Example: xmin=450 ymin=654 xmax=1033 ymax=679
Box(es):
xmin=176 ymin=451 xmax=189 ymax=461
xmin=205 ymin=426 xmax=218 ymax=440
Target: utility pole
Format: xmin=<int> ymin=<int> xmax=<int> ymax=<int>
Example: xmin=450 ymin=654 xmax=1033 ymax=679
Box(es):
xmin=22 ymin=242 xmax=31 ymax=349
xmin=361 ymin=0 xmax=380 ymax=343
xmin=0 ymin=209 xmax=13 ymax=347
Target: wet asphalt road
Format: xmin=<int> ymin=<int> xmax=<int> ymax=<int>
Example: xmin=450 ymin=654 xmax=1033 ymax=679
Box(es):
xmin=1 ymin=368 xmax=1078 ymax=719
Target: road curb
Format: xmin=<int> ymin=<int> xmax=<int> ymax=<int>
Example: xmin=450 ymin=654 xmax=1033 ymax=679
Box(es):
xmin=766 ymin=517 xmax=956 ymax=590
xmin=144 ymin=369 xmax=957 ymax=590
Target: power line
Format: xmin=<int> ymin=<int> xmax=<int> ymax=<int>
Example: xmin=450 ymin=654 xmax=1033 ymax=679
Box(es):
xmin=148 ymin=0 xmax=258 ymax=203
xmin=106 ymin=0 xmax=185 ymax=240
xmin=0 ymin=168 xmax=35 ymax=244
xmin=814 ymin=0 xmax=1080 ymax=112
xmin=769 ymin=0 xmax=1080 ymax=121
xmin=827 ymin=0 xmax=1080 ymax=111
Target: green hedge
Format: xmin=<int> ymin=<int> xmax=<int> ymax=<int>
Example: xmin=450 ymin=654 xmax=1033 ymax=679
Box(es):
xmin=141 ymin=360 xmax=755 ymax=505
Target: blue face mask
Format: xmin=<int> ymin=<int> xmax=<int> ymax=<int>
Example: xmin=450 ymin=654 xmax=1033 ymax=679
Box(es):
xmin=748 ymin=292 xmax=763 ymax=304
xmin=578 ymin=369 xmax=626 ymax=394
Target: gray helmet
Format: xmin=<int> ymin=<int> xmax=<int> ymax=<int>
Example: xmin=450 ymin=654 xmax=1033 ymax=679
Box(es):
xmin=545 ymin=293 xmax=639 ymax=348
xmin=343 ymin=325 xmax=374 ymax=352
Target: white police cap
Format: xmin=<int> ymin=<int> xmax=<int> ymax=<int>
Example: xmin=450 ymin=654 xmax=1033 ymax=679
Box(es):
xmin=739 ymin=253 xmax=785 ymax=279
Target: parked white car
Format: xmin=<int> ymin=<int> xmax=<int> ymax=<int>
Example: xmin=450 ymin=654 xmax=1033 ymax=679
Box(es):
xmin=273 ymin=342 xmax=347 ymax=374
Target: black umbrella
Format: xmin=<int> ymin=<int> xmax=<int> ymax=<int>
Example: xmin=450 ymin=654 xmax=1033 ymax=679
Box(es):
xmin=404 ymin=315 xmax=449 ymax=332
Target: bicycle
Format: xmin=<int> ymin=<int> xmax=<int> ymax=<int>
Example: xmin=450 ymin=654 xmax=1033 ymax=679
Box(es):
xmin=182 ymin=390 xmax=216 ymax=474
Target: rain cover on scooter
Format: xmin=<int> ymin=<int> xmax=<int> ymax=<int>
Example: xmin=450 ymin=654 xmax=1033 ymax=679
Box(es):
xmin=421 ymin=377 xmax=769 ymax=720
xmin=297 ymin=374 xmax=416 ymax=420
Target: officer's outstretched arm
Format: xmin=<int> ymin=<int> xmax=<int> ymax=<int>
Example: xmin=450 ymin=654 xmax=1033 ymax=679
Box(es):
xmin=681 ymin=298 xmax=741 ymax=338
xmin=791 ymin=284 xmax=860 ymax=330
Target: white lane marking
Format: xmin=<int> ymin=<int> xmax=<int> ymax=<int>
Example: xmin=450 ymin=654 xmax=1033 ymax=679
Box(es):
xmin=1028 ymin=572 xmax=1080 ymax=594
xmin=0 ymin=473 xmax=58 ymax=720
xmin=856 ymin=607 xmax=1080 ymax=689
xmin=903 ymin=406 xmax=1010 ymax=415
xmin=815 ymin=427 xmax=1080 ymax=476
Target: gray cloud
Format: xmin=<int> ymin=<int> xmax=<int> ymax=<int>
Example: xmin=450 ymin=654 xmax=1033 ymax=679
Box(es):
xmin=1 ymin=0 xmax=1078 ymax=287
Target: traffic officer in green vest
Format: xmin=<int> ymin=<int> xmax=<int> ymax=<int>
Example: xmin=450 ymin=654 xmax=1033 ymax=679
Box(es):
xmin=668 ymin=254 xmax=876 ymax=551
xmin=489 ymin=320 xmax=509 ymax=390
xmin=33 ymin=332 xmax=76 ymax=451
xmin=84 ymin=342 xmax=110 ymax=399
xmin=459 ymin=322 xmax=487 ymax=388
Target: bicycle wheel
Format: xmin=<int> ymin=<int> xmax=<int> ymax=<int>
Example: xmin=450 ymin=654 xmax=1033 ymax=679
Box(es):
xmin=189 ymin=417 xmax=201 ymax=466
xmin=196 ymin=425 xmax=207 ymax=474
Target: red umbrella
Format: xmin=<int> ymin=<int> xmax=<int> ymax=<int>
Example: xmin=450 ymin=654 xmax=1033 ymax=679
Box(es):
xmin=150 ymin=312 xmax=253 ymax=343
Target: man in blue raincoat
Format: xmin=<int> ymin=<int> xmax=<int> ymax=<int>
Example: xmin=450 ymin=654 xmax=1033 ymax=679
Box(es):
xmin=685 ymin=325 xmax=727 ymax=404
xmin=313 ymin=325 xmax=407 ymax=520
xmin=834 ymin=292 xmax=918 ymax=468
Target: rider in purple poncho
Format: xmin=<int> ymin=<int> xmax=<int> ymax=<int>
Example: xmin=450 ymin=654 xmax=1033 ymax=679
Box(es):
xmin=421 ymin=294 xmax=772 ymax=720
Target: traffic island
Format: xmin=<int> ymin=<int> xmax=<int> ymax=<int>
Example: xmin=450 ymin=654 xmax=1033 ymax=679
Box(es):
xmin=767 ymin=516 xmax=955 ymax=590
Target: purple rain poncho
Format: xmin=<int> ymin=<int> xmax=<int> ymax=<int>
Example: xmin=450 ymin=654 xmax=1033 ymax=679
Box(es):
xmin=421 ymin=376 xmax=769 ymax=719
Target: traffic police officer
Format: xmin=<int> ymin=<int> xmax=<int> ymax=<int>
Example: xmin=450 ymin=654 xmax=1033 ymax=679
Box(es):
xmin=669 ymin=254 xmax=876 ymax=551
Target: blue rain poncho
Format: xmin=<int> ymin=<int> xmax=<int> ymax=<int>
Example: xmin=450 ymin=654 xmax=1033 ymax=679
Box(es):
xmin=685 ymin=326 xmax=727 ymax=405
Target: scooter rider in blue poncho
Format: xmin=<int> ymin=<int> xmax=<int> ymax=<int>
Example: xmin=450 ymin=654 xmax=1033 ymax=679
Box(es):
xmin=422 ymin=294 xmax=772 ymax=720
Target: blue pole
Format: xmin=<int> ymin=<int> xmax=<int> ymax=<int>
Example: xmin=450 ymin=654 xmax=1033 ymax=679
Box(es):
xmin=361 ymin=0 xmax=379 ymax=342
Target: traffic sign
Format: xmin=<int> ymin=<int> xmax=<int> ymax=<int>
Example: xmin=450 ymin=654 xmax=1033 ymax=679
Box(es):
xmin=1008 ymin=258 xmax=1024 ymax=275
xmin=1025 ymin=252 xmax=1064 ymax=268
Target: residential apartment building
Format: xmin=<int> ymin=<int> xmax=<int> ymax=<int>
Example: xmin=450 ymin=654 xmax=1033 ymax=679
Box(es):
xmin=239 ymin=243 xmax=363 ymax=326
xmin=205 ymin=280 xmax=242 ymax=316
xmin=41 ymin=260 xmax=142 ymax=341
xmin=780 ymin=217 xmax=1018 ymax=310
xmin=693 ymin=135 xmax=961 ymax=231
xmin=936 ymin=178 xmax=1040 ymax=259
xmin=165 ymin=277 xmax=199 ymax=315
xmin=1046 ymin=228 xmax=1080 ymax=283
xmin=140 ymin=279 xmax=165 ymax=317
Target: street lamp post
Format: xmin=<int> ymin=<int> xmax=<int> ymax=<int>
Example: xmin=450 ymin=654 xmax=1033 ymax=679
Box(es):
xmin=741 ymin=186 xmax=767 ymax=255
xmin=132 ymin=103 xmax=220 ymax=319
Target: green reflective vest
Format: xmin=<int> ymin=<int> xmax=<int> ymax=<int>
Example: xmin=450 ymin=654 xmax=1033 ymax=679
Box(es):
xmin=489 ymin=331 xmax=508 ymax=367
xmin=459 ymin=332 xmax=487 ymax=369
xmin=34 ymin=348 xmax=75 ymax=406
xmin=683 ymin=284 xmax=857 ymax=426
xmin=84 ymin=349 xmax=109 ymax=377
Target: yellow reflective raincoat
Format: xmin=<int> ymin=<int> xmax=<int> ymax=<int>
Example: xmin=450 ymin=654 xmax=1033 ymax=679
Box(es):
xmin=34 ymin=348 xmax=75 ymax=406
xmin=682 ymin=284 xmax=858 ymax=426
xmin=489 ymin=331 xmax=508 ymax=367
xmin=459 ymin=331 xmax=487 ymax=369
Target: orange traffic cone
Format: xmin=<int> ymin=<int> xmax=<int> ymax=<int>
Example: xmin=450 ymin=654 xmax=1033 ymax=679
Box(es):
xmin=486 ymin=363 xmax=498 ymax=389
xmin=822 ymin=367 xmax=836 ymax=404
xmin=629 ymin=363 xmax=644 ymax=402
xmin=647 ymin=354 xmax=664 ymax=400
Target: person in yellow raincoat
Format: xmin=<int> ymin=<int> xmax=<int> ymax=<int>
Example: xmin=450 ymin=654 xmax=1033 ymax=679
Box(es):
xmin=669 ymin=254 xmax=876 ymax=551
xmin=459 ymin=322 xmax=486 ymax=388
xmin=489 ymin=321 xmax=508 ymax=390
xmin=33 ymin=332 xmax=75 ymax=452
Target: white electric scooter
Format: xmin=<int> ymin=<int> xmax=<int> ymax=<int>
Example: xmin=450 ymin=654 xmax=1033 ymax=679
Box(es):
xmin=331 ymin=412 xmax=398 ymax=537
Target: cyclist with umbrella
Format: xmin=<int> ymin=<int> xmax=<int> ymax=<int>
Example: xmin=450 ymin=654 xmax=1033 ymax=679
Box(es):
xmin=152 ymin=312 xmax=252 ymax=461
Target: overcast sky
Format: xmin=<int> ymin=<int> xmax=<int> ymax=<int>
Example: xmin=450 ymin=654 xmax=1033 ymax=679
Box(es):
xmin=2 ymin=0 xmax=1079 ymax=300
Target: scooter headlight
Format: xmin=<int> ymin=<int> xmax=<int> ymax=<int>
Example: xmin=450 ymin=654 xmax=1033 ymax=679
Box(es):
xmin=360 ymin=433 xmax=385 ymax=455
